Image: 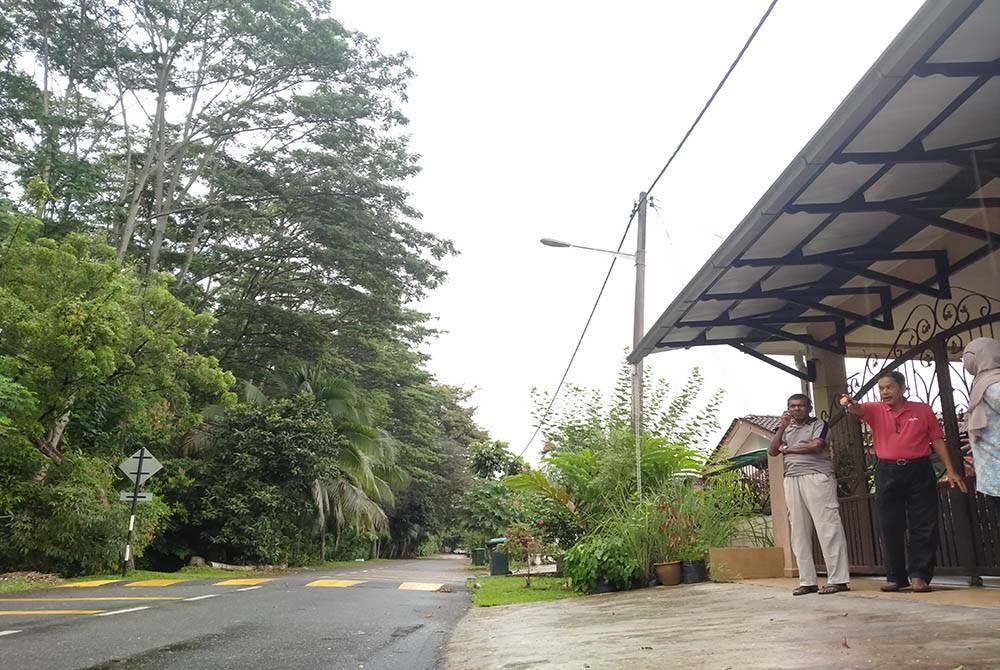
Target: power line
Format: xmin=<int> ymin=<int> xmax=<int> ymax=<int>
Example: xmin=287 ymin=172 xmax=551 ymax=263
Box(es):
xmin=519 ymin=0 xmax=779 ymax=458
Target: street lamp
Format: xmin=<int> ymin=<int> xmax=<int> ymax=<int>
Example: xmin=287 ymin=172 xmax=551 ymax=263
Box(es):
xmin=540 ymin=238 xmax=635 ymax=259
xmin=540 ymin=192 xmax=648 ymax=498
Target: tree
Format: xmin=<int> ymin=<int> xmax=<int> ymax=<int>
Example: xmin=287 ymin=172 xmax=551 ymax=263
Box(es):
xmin=195 ymin=398 xmax=345 ymax=565
xmin=469 ymin=440 xmax=526 ymax=480
xmin=509 ymin=365 xmax=719 ymax=529
xmin=235 ymin=364 xmax=404 ymax=561
xmin=0 ymin=213 xmax=234 ymax=463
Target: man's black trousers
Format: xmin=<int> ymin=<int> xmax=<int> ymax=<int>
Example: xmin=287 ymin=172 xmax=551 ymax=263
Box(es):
xmin=875 ymin=458 xmax=938 ymax=585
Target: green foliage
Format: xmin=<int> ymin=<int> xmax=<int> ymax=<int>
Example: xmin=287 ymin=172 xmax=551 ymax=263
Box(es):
xmin=0 ymin=0 xmax=485 ymax=575
xmin=469 ymin=441 xmax=526 ymax=479
xmin=0 ymin=226 xmax=234 ymax=462
xmin=0 ymin=375 xmax=36 ymax=439
xmin=534 ymin=365 xmax=723 ymax=457
xmin=194 ymin=399 xmax=346 ymax=565
xmin=563 ymin=534 xmax=640 ymax=594
xmin=1 ymin=454 xmax=170 ymax=576
xmin=457 ymin=479 xmax=520 ymax=550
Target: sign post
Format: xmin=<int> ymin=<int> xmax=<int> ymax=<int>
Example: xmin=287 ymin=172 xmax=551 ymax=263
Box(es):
xmin=117 ymin=448 xmax=162 ymax=577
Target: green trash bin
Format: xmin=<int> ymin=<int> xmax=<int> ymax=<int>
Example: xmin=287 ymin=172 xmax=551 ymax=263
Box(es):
xmin=489 ymin=550 xmax=509 ymax=576
xmin=486 ymin=537 xmax=508 ymax=576
xmin=472 ymin=547 xmax=486 ymax=566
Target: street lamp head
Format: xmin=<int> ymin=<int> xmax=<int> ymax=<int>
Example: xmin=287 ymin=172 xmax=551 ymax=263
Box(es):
xmin=540 ymin=238 xmax=571 ymax=248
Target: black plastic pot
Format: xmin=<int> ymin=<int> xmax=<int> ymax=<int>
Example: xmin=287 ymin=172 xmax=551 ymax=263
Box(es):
xmin=681 ymin=559 xmax=707 ymax=583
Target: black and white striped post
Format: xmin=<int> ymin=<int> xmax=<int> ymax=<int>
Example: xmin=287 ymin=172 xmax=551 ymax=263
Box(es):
xmin=121 ymin=447 xmax=147 ymax=577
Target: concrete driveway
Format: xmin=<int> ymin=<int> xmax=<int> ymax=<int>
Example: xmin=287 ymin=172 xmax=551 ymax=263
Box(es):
xmin=446 ymin=577 xmax=1000 ymax=669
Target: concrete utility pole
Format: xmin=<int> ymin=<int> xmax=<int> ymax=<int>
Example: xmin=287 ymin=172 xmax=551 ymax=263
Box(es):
xmin=632 ymin=192 xmax=647 ymax=500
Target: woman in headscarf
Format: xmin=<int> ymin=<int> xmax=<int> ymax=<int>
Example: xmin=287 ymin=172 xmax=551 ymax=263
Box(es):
xmin=962 ymin=337 xmax=1000 ymax=515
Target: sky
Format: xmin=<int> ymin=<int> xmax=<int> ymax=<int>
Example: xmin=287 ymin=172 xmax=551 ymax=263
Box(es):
xmin=331 ymin=0 xmax=926 ymax=458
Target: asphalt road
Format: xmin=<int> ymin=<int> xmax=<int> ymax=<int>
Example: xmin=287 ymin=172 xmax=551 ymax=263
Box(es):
xmin=0 ymin=555 xmax=470 ymax=670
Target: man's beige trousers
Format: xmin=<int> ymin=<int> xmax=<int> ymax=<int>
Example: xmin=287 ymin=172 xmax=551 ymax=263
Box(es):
xmin=783 ymin=472 xmax=851 ymax=586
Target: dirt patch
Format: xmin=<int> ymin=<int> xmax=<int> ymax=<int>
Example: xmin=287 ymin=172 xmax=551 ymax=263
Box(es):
xmin=0 ymin=571 xmax=64 ymax=586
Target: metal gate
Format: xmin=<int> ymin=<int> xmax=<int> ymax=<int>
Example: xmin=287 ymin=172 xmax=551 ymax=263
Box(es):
xmin=817 ymin=289 xmax=1000 ymax=579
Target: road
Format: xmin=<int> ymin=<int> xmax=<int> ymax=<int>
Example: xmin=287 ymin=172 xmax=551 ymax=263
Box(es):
xmin=0 ymin=555 xmax=470 ymax=670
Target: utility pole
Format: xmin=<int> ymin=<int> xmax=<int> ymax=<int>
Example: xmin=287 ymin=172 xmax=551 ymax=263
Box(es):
xmin=632 ymin=192 xmax=647 ymax=499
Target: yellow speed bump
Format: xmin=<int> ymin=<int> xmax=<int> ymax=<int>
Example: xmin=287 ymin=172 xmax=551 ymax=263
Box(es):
xmin=57 ymin=580 xmax=120 ymax=588
xmin=126 ymin=579 xmax=188 ymax=588
xmin=0 ymin=597 xmax=180 ymax=602
xmin=213 ymin=578 xmax=273 ymax=587
xmin=398 ymin=582 xmax=443 ymax=591
xmin=0 ymin=610 xmax=104 ymax=616
xmin=306 ymin=579 xmax=364 ymax=588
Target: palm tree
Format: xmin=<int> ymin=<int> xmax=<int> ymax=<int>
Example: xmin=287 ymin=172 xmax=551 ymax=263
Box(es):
xmin=251 ymin=363 xmax=407 ymax=560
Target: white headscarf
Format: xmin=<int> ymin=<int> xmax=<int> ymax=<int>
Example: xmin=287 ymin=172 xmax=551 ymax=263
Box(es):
xmin=963 ymin=337 xmax=1000 ymax=442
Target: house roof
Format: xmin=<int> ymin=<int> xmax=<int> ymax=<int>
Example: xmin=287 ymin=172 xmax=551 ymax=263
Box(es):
xmin=709 ymin=414 xmax=782 ymax=463
xmin=629 ymin=0 xmax=1000 ymax=375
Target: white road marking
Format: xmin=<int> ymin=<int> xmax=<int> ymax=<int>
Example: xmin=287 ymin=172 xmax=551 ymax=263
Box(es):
xmin=95 ymin=606 xmax=151 ymax=617
xmin=0 ymin=630 xmax=21 ymax=637
xmin=235 ymin=586 xmax=262 ymax=592
xmin=183 ymin=594 xmax=220 ymax=602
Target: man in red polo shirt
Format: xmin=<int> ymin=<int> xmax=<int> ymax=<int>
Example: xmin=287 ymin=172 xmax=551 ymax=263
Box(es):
xmin=840 ymin=371 xmax=966 ymax=593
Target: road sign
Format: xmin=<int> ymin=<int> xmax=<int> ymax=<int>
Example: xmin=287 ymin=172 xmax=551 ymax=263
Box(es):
xmin=119 ymin=491 xmax=154 ymax=503
xmin=118 ymin=448 xmax=162 ymax=487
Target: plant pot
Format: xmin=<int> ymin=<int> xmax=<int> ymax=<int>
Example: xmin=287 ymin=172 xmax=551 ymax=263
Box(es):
xmin=681 ymin=559 xmax=707 ymax=583
xmin=653 ymin=561 xmax=681 ymax=586
xmin=592 ymin=577 xmax=619 ymax=594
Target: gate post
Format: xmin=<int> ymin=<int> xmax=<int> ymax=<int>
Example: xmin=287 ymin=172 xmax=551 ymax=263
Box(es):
xmin=931 ymin=339 xmax=979 ymax=582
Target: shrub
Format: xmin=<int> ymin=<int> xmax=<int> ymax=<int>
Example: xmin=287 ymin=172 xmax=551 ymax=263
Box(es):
xmin=563 ymin=534 xmax=640 ymax=593
xmin=1 ymin=454 xmax=169 ymax=576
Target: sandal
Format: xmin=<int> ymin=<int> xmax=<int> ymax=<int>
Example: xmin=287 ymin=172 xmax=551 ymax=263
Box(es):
xmin=880 ymin=582 xmax=906 ymax=592
xmin=792 ymin=585 xmax=819 ymax=596
xmin=818 ymin=583 xmax=850 ymax=594
xmin=910 ymin=578 xmax=931 ymax=593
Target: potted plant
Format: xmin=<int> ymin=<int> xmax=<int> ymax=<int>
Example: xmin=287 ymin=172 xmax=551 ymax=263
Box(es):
xmin=563 ymin=534 xmax=640 ymax=594
xmin=649 ymin=495 xmax=684 ymax=586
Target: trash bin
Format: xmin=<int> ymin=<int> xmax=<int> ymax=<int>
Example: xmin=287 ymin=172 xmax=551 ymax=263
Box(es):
xmin=489 ymin=550 xmax=509 ymax=576
xmin=472 ymin=547 xmax=486 ymax=566
xmin=485 ymin=537 xmax=508 ymax=576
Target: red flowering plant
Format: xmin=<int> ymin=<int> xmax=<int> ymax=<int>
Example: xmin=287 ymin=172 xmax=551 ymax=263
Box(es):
xmin=650 ymin=493 xmax=694 ymax=564
xmin=505 ymin=521 xmax=546 ymax=587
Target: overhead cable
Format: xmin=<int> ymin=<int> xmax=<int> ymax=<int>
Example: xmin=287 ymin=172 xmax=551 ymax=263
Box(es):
xmin=519 ymin=0 xmax=779 ymax=457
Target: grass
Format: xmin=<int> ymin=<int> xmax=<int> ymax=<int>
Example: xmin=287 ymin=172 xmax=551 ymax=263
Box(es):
xmin=468 ymin=575 xmax=579 ymax=607
xmin=66 ymin=566 xmax=271 ymax=583
xmin=71 ymin=558 xmax=391 ymax=583
xmin=0 ymin=575 xmax=62 ymax=594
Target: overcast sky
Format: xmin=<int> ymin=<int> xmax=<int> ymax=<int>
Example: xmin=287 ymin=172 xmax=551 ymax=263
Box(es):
xmin=332 ymin=0 xmax=925 ymax=457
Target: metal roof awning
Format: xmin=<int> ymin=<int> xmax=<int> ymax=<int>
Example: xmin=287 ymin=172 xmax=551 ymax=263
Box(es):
xmin=629 ymin=0 xmax=1000 ymax=381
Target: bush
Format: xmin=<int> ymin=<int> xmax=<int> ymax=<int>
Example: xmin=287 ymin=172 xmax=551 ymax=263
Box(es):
xmin=192 ymin=399 xmax=345 ymax=565
xmin=563 ymin=534 xmax=640 ymax=594
xmin=1 ymin=454 xmax=170 ymax=576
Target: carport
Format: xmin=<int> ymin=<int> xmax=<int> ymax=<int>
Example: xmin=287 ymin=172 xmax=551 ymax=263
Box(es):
xmin=629 ymin=0 xmax=1000 ymax=580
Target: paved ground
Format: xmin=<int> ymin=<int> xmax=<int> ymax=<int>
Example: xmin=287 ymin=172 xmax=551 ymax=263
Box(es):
xmin=0 ymin=555 xmax=469 ymax=670
xmin=446 ymin=577 xmax=1000 ymax=670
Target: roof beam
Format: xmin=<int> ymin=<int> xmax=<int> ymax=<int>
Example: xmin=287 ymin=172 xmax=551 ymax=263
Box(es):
xmin=912 ymin=61 xmax=1000 ymax=77
xmin=891 ymin=208 xmax=1000 ymax=247
xmin=731 ymin=344 xmax=817 ymax=382
xmin=732 ymin=249 xmax=948 ymax=267
xmin=785 ymin=197 xmax=1000 ymax=214
xmin=675 ymin=316 xmax=846 ymax=354
xmin=733 ymin=249 xmax=951 ymax=299
xmin=746 ymin=321 xmax=846 ymax=355
xmin=703 ymin=286 xmax=895 ymax=330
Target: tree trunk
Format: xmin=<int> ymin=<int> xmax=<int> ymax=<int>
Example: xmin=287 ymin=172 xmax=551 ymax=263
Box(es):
xmin=31 ymin=396 xmax=75 ymax=463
